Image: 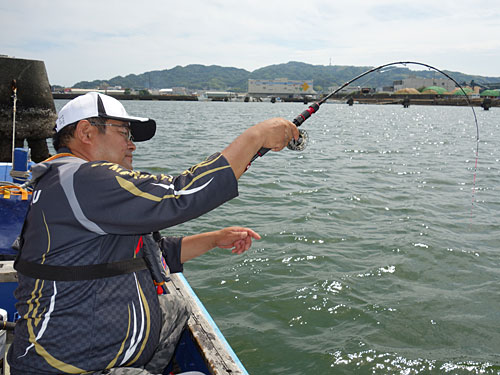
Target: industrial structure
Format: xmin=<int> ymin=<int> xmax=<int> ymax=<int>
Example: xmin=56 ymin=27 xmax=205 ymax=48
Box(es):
xmin=248 ymin=78 xmax=316 ymax=99
xmin=393 ymin=77 xmax=456 ymax=92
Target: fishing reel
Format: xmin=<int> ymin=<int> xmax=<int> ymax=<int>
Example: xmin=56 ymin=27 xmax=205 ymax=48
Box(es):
xmin=287 ymin=128 xmax=308 ymax=151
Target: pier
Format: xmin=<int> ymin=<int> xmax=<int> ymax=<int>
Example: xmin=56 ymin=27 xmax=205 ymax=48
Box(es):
xmin=339 ymin=93 xmax=499 ymax=108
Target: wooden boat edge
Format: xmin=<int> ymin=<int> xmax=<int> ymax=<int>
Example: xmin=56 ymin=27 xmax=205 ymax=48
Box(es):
xmin=168 ymin=272 xmax=248 ymax=375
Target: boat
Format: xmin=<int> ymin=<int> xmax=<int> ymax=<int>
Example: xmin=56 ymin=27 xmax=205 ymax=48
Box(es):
xmin=0 ymin=57 xmax=248 ymax=375
xmin=1 ymin=254 xmax=248 ymax=374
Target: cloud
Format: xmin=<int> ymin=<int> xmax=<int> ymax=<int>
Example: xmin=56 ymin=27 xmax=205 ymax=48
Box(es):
xmin=2 ymin=0 xmax=499 ymax=86
xmin=368 ymin=3 xmax=440 ymax=22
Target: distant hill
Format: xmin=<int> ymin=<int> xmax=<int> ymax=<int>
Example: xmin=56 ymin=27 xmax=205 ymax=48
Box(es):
xmin=73 ymin=64 xmax=250 ymax=92
xmin=72 ymin=61 xmax=500 ymax=93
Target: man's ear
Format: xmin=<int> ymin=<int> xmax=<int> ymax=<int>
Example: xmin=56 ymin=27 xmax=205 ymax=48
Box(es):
xmin=75 ymin=120 xmax=95 ymax=144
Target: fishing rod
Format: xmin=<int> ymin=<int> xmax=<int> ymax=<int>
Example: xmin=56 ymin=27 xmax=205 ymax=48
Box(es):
xmin=249 ymin=61 xmax=480 ymax=166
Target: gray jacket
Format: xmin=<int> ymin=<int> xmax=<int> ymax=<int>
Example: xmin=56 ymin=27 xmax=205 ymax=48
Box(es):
xmin=8 ymin=150 xmax=238 ymax=374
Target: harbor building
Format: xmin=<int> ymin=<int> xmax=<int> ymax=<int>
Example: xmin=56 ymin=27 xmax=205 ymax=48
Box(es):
xmin=248 ymin=78 xmax=316 ymax=99
xmin=393 ymin=77 xmax=456 ymax=92
xmin=159 ymin=87 xmax=189 ymax=95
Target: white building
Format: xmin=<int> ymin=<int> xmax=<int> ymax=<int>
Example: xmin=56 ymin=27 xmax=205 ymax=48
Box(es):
xmin=248 ymin=78 xmax=316 ymax=98
xmin=159 ymin=87 xmax=189 ymax=95
xmin=393 ymin=77 xmax=456 ymax=92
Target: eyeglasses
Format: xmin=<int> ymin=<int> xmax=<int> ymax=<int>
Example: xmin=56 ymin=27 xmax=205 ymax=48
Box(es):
xmin=89 ymin=121 xmax=134 ymax=142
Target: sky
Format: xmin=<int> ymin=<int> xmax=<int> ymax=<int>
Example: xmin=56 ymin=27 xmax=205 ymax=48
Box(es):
xmin=2 ymin=0 xmax=500 ymax=87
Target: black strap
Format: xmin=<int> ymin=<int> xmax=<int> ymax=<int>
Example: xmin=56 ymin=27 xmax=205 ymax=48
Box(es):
xmin=15 ymin=257 xmax=147 ymax=281
xmin=1 ymin=320 xmax=16 ymax=331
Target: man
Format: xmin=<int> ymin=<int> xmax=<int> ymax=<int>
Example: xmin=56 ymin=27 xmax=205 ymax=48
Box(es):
xmin=8 ymin=92 xmax=298 ymax=374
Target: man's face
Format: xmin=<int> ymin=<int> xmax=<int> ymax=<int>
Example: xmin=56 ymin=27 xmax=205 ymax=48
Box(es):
xmin=93 ymin=119 xmax=136 ymax=169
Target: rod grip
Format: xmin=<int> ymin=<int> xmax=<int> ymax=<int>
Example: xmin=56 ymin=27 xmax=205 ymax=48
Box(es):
xmin=292 ymin=102 xmax=320 ymax=127
xmin=250 ymin=147 xmax=270 ymax=163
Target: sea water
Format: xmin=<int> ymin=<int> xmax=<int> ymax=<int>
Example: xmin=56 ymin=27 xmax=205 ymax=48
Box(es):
xmin=55 ymin=100 xmax=500 ymax=374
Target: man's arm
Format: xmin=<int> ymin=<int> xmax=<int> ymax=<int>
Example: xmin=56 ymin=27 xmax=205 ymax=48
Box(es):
xmin=221 ymin=117 xmax=299 ymax=179
xmin=180 ymin=227 xmax=261 ymax=263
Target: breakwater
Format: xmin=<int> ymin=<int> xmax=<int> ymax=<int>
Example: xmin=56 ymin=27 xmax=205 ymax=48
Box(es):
xmin=52 ymin=92 xmax=499 ymax=108
xmin=341 ymin=93 xmax=499 ymax=107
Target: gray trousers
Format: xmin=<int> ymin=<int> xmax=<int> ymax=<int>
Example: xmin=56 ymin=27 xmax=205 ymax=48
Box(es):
xmin=91 ymin=293 xmax=191 ymax=375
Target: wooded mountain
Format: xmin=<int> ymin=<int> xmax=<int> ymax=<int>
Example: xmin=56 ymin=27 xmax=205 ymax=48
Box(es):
xmin=72 ymin=61 xmax=500 ymax=93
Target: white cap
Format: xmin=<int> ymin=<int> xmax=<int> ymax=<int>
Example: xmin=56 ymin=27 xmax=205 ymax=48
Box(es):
xmin=55 ymin=92 xmax=156 ymax=142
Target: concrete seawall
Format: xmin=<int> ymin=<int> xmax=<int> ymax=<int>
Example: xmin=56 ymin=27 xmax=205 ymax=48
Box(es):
xmin=281 ymin=96 xmax=499 ymax=108
xmin=327 ymin=94 xmax=499 ymax=108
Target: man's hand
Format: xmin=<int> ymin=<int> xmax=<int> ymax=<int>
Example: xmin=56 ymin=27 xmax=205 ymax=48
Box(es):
xmin=213 ymin=227 xmax=261 ymax=254
xmin=252 ymin=118 xmax=299 ymax=151
xmin=180 ymin=226 xmax=261 ymax=262
xmin=221 ymin=117 xmax=299 ymax=178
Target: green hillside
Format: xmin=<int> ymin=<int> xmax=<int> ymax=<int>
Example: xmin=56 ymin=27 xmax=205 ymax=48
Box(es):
xmin=72 ymin=61 xmax=500 ymax=93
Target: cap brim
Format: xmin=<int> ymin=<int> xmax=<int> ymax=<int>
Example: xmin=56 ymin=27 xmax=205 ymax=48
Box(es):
xmin=130 ymin=119 xmax=156 ymax=142
xmin=99 ymin=114 xmax=156 ymax=142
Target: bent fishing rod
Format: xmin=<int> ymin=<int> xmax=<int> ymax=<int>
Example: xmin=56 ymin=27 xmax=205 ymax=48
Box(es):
xmin=249 ymin=61 xmax=480 ymax=167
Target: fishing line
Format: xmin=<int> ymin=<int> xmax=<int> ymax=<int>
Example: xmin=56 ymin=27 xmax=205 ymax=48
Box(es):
xmin=249 ymin=61 xmax=480 ymax=211
xmin=11 ymin=80 xmax=17 ymax=165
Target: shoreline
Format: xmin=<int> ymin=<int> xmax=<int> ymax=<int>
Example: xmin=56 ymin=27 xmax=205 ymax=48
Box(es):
xmin=52 ymin=93 xmax=198 ymax=101
xmin=52 ymin=93 xmax=499 ymax=107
